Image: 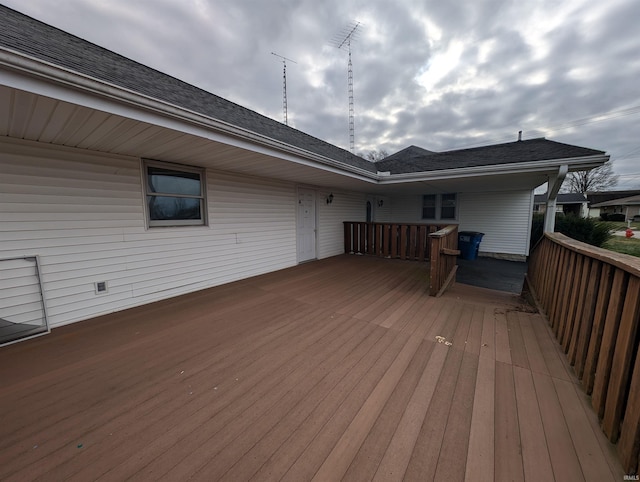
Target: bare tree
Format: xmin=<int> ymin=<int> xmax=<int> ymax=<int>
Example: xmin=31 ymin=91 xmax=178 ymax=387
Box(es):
xmin=358 ymin=149 xmax=389 ymax=162
xmin=565 ymin=162 xmax=618 ymax=194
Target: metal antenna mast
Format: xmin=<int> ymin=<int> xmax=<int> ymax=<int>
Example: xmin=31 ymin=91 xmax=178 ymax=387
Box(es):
xmin=332 ymin=21 xmax=361 ymax=152
xmin=271 ymin=52 xmax=297 ymax=125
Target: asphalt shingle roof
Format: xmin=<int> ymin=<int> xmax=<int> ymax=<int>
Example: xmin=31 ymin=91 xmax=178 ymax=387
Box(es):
xmin=592 ymin=194 xmax=640 ymax=207
xmin=375 ymin=138 xmax=605 ymax=174
xmin=533 ymin=193 xmax=587 ymax=204
xmin=587 ymin=191 xmax=640 ymax=205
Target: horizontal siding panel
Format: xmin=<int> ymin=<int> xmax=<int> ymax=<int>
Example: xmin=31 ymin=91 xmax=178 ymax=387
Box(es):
xmin=1 ymin=140 xmax=301 ymax=328
xmin=0 ymin=309 xmax=44 ymax=325
xmin=0 ymin=159 xmax=140 ymax=183
xmin=0 ymin=211 xmax=141 ymax=222
xmin=1 ymin=296 xmax=44 ymax=318
xmin=46 ymin=292 xmax=139 ymax=321
xmin=39 ymin=263 xmax=129 ymax=284
xmin=0 ymin=261 xmax=36 ymax=279
xmin=0 ymin=276 xmax=40 ymax=290
xmin=1 ymin=136 xmax=137 ymax=168
xmin=0 ymin=283 xmax=41 ymax=301
xmin=34 ymin=238 xmax=236 ymax=268
xmin=0 ymin=191 xmax=140 ymax=206
xmin=0 ymin=234 xmax=127 ymax=250
xmin=317 ymin=190 xmax=365 ymax=259
xmin=458 ymin=190 xmax=532 ymax=256
xmin=389 ymin=195 xmax=421 ymax=223
xmin=1 ymin=219 xmax=143 ymax=232
xmin=0 ymin=173 xmax=140 ymax=192
xmin=0 ymin=182 xmax=141 ymax=199
xmin=0 ymin=201 xmax=140 ymax=214
xmin=381 ymin=191 xmax=532 ymax=256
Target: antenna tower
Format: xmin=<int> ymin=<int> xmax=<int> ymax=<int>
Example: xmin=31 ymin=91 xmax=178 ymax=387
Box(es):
xmin=271 ymin=52 xmax=297 ymax=125
xmin=331 ymin=21 xmax=361 ymax=152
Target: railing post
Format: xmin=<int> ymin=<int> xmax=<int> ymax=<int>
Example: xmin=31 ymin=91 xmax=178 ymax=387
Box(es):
xmin=344 ymin=222 xmax=352 ymax=254
xmin=428 ymin=225 xmax=459 ymax=296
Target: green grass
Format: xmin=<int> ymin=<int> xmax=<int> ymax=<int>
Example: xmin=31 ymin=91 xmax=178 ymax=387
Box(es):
xmin=599 ymin=221 xmax=640 ymax=232
xmin=603 ymin=236 xmax=640 ymax=257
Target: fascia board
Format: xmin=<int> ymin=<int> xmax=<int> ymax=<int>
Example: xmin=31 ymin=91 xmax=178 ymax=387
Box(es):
xmin=376 ymin=155 xmax=610 ymax=185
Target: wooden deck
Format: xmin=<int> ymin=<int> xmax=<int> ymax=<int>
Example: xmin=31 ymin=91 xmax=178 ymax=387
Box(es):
xmin=0 ymin=255 xmax=625 ymax=481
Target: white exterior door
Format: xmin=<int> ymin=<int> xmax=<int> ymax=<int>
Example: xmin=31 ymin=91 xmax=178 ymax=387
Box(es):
xmin=297 ymin=188 xmax=317 ymax=262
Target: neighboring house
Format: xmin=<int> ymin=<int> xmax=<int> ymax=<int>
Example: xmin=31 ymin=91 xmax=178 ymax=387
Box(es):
xmin=586 ymin=190 xmax=640 ymax=218
xmin=0 ymin=5 xmax=609 ymax=332
xmin=533 ymin=193 xmax=588 ymax=217
xmin=591 ymin=195 xmax=640 ymax=221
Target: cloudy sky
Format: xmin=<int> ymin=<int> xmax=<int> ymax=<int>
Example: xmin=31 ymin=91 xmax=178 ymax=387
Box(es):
xmin=4 ymin=0 xmax=640 ymax=188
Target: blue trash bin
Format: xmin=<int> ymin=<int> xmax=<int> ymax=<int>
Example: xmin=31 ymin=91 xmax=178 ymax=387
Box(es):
xmin=458 ymin=231 xmax=484 ymax=260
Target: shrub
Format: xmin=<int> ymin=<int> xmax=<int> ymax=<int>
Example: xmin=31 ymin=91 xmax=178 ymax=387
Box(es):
xmin=531 ymin=213 xmax=611 ymax=248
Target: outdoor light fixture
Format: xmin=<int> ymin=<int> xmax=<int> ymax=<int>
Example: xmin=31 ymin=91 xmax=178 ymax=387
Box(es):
xmin=327 ymin=193 xmax=334 ymax=204
xmin=378 ymin=199 xmax=384 ymax=207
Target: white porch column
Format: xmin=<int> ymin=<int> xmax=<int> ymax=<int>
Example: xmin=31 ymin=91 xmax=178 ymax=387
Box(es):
xmin=544 ymin=165 xmax=568 ymax=233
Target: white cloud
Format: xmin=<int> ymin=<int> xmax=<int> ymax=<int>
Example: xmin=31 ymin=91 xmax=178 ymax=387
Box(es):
xmin=416 ymin=40 xmax=464 ymax=93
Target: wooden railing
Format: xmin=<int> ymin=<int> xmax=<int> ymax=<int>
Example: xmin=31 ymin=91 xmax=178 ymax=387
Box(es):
xmin=343 ymin=222 xmax=459 ymax=296
xmin=526 ymin=232 xmax=640 ymax=473
xmin=428 ymin=225 xmax=460 ymax=296
xmin=343 ymin=222 xmax=449 ymax=261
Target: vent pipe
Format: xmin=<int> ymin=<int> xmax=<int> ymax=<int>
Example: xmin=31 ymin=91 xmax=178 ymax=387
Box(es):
xmin=518 ymin=130 xmax=522 ymax=141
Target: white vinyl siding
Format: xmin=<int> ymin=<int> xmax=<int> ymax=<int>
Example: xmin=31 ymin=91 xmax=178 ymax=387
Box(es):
xmin=387 ymin=195 xmax=422 ymax=223
xmin=371 ymin=196 xmax=392 ymax=223
xmin=317 ymin=190 xmax=366 ymax=259
xmin=458 ymin=190 xmax=533 ymax=256
xmin=0 ymin=140 xmax=298 ymax=328
xmin=383 ymin=190 xmax=533 ymax=257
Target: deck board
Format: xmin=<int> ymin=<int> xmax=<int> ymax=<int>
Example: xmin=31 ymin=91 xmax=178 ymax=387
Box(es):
xmin=0 ymin=255 xmax=624 ymax=481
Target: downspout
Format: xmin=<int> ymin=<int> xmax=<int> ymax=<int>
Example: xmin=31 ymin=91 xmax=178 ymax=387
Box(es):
xmin=544 ymin=165 xmax=568 ymax=233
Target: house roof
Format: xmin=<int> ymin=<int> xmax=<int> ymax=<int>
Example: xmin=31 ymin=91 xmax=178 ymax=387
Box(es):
xmin=377 ymin=145 xmax=435 ymax=166
xmin=587 ymin=190 xmax=640 ymax=206
xmin=591 ymin=194 xmax=640 ymax=208
xmin=376 ymin=138 xmax=606 ymax=174
xmin=0 ymin=5 xmax=610 ymax=190
xmin=533 ymin=193 xmax=587 ymax=204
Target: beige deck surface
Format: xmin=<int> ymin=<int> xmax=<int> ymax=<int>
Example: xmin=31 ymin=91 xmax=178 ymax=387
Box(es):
xmin=0 ymin=255 xmax=625 ymax=481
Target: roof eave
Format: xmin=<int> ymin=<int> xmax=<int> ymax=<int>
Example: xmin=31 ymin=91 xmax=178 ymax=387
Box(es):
xmin=0 ymin=47 xmax=379 ymax=181
xmin=376 ymin=155 xmax=610 ymax=184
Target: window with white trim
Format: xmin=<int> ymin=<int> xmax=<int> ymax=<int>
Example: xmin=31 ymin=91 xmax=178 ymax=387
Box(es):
xmin=422 ymin=193 xmax=457 ymax=220
xmin=143 ymin=160 xmax=207 ymax=227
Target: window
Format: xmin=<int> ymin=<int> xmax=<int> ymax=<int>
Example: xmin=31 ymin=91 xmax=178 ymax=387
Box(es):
xmin=144 ymin=160 xmax=207 ymax=227
xmin=440 ymin=193 xmax=457 ymax=219
xmin=422 ymin=193 xmax=457 ymax=220
xmin=422 ymin=194 xmax=436 ymax=219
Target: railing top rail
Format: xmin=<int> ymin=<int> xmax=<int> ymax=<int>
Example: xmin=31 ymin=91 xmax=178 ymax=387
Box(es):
xmin=429 ymin=225 xmax=458 ymax=238
xmin=543 ymin=232 xmax=640 ymax=278
xmin=343 ymin=221 xmax=453 ymax=227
